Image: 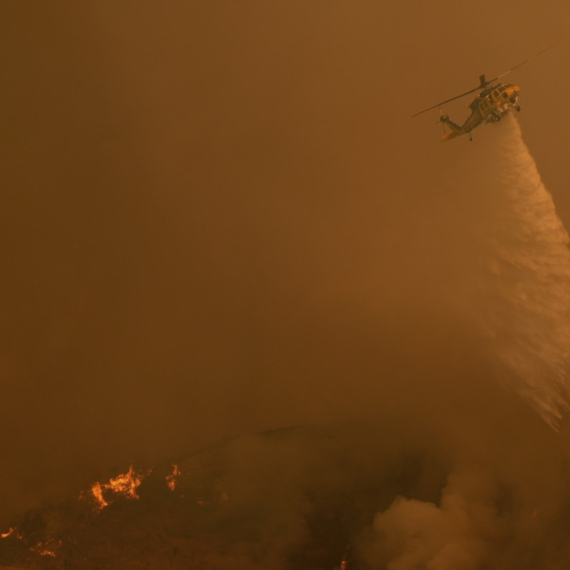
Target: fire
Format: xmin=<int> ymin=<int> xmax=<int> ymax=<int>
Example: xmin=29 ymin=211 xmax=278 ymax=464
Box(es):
xmin=106 ymin=465 xmax=142 ymax=499
xmin=166 ymin=464 xmax=181 ymax=491
xmin=0 ymin=527 xmax=22 ymax=540
xmin=82 ymin=465 xmax=144 ymax=511
xmin=30 ymin=542 xmax=57 ymax=557
xmin=91 ymin=482 xmax=109 ymax=510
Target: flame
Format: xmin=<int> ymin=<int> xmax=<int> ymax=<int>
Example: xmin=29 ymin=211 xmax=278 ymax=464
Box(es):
xmin=30 ymin=542 xmax=56 ymax=557
xmin=0 ymin=527 xmax=22 ymax=540
xmin=82 ymin=465 xmax=144 ymax=511
xmin=166 ymin=464 xmax=181 ymax=491
xmin=106 ymin=465 xmax=142 ymax=499
xmin=91 ymin=482 xmax=109 ymax=510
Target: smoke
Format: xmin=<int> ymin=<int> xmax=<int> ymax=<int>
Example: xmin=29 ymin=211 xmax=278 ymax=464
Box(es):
xmin=364 ymin=470 xmax=505 ymax=570
xmin=3 ymin=108 xmax=570 ymax=568
xmin=4 ymin=4 xmax=570 ymax=568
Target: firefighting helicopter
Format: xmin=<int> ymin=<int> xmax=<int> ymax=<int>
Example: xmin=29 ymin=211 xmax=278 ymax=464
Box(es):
xmin=412 ymin=46 xmax=553 ymax=142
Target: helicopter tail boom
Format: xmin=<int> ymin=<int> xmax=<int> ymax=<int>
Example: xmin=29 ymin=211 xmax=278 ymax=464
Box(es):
xmin=441 ymin=130 xmax=463 ymax=142
xmin=439 ymin=115 xmax=466 ymax=142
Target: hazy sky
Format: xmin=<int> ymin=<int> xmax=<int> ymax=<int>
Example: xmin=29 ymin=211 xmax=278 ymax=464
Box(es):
xmin=2 ymin=1 xmax=570 ymax=520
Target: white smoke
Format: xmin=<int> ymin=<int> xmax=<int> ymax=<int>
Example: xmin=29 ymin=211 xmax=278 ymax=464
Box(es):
xmin=364 ymin=469 xmax=506 ymax=570
xmin=467 ymin=113 xmax=570 ymax=427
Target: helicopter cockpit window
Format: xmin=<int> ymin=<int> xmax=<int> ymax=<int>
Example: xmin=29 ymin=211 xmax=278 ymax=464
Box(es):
xmin=502 ymin=92 xmax=509 ymax=99
xmin=493 ymin=90 xmax=500 ymax=98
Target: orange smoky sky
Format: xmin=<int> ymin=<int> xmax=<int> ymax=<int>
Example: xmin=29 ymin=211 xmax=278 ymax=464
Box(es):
xmin=2 ymin=0 xmax=570 ymax=521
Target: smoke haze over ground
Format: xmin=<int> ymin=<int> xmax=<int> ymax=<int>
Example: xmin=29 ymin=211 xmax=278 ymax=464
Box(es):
xmin=3 ymin=2 xmax=570 ymax=567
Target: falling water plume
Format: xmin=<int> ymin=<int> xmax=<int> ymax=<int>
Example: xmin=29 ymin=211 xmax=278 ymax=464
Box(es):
xmin=470 ymin=113 xmax=570 ymax=428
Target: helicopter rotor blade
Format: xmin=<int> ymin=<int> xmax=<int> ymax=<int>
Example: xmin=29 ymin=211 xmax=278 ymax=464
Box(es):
xmin=493 ymin=44 xmax=554 ymax=82
xmin=411 ymin=85 xmax=481 ymax=118
xmin=411 ymin=45 xmax=554 ymax=119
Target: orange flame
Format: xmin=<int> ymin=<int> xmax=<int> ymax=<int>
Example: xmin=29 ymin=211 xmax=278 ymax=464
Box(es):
xmin=166 ymin=464 xmax=181 ymax=491
xmin=83 ymin=465 xmax=144 ymax=511
xmin=1 ymin=528 xmax=14 ymax=539
xmin=106 ymin=465 xmax=142 ymax=499
xmin=91 ymin=482 xmax=109 ymax=511
xmin=30 ymin=542 xmax=56 ymax=557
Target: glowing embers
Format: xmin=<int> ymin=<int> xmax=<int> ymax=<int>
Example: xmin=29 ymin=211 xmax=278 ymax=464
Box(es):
xmin=0 ymin=527 xmax=23 ymax=541
xmin=1 ymin=527 xmax=15 ymax=539
xmin=0 ymin=528 xmax=52 ymax=559
xmin=30 ymin=541 xmax=57 ymax=557
xmin=81 ymin=465 xmax=145 ymax=512
xmin=166 ymin=464 xmax=181 ymax=491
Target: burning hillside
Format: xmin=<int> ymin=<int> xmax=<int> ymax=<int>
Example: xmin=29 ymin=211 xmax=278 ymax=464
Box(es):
xmin=0 ymin=423 xmax=452 ymax=570
xmin=80 ymin=465 xmax=146 ymax=513
xmin=3 ymin=413 xmax=570 ymax=570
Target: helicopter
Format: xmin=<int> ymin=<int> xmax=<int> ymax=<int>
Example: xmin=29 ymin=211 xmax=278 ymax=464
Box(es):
xmin=412 ymin=46 xmax=553 ymax=142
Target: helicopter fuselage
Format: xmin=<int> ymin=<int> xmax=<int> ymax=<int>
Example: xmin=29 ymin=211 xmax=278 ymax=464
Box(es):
xmin=440 ymin=82 xmax=520 ymax=141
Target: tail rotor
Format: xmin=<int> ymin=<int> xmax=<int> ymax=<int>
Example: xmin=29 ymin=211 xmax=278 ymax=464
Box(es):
xmin=436 ymin=108 xmax=448 ymax=135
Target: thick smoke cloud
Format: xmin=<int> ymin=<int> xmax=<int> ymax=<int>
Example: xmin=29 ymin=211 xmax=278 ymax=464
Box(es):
xmin=5 ymin=106 xmax=570 ymax=566
xmin=3 ymin=5 xmax=570 ymax=568
xmin=365 ymin=470 xmax=505 ymax=570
